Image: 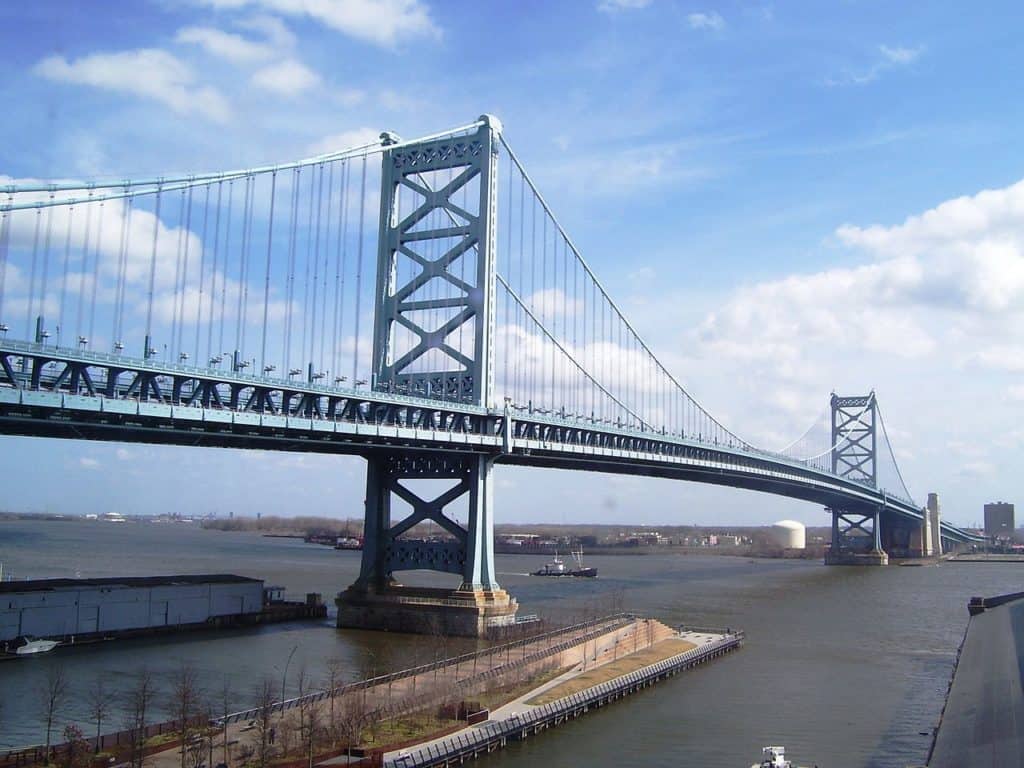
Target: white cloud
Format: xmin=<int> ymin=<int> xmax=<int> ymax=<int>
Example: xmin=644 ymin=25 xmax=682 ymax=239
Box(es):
xmin=176 ymin=26 xmax=277 ymax=63
xmin=194 ymin=0 xmax=441 ymax=47
xmin=34 ymin=49 xmax=230 ymax=123
xmin=237 ymin=14 xmax=297 ymax=48
xmin=687 ymin=12 xmax=725 ymax=30
xmin=879 ymin=44 xmax=923 ymax=65
xmin=79 ymin=457 xmax=100 ymax=469
xmin=597 ymin=0 xmax=651 ymax=12
xmin=251 ymin=58 xmax=321 ymax=95
xmin=1008 ymin=385 xmax=1024 ymax=401
xmin=307 ymin=127 xmax=382 ymax=155
xmin=35 ymin=48 xmax=230 ymax=122
xmin=826 ymin=43 xmax=925 ymax=86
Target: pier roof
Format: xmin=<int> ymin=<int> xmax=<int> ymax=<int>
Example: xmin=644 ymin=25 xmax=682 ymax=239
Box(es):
xmin=0 ymin=574 xmax=261 ymax=594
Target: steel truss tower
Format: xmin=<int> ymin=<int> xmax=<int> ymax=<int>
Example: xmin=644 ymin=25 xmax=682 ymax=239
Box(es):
xmin=338 ymin=116 xmax=514 ymax=634
xmin=826 ymin=393 xmax=886 ymax=563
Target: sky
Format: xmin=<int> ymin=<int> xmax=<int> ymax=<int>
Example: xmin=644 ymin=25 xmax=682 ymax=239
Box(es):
xmin=0 ymin=0 xmax=1022 ymax=529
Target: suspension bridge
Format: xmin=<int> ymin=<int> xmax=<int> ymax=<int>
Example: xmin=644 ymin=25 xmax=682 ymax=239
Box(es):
xmin=0 ymin=115 xmax=982 ymax=635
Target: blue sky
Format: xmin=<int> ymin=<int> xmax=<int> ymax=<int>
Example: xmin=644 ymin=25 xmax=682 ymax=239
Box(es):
xmin=1 ymin=0 xmax=1022 ymax=528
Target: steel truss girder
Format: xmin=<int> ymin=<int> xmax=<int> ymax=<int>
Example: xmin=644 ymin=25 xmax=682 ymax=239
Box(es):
xmin=372 ymin=118 xmax=499 ymax=406
xmin=831 ymin=393 xmax=876 ymax=486
xmin=358 ymin=451 xmax=498 ymax=590
xmin=0 ymin=344 xmax=493 ymax=434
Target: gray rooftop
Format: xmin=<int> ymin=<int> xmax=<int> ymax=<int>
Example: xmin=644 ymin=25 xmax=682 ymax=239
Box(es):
xmin=0 ymin=574 xmax=261 ymax=594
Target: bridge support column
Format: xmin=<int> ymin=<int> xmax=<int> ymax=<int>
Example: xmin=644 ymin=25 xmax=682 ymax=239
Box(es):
xmin=336 ymin=451 xmax=517 ymax=637
xmin=824 ymin=507 xmax=888 ymax=566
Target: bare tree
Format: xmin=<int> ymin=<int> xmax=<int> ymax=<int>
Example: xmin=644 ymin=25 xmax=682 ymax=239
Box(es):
xmin=294 ymin=664 xmax=309 ymax=746
xmin=86 ymin=676 xmax=114 ymax=755
xmin=217 ymin=677 xmax=232 ymax=767
xmin=123 ymin=669 xmax=156 ymax=768
xmin=253 ymin=677 xmax=277 ymax=768
xmin=324 ymin=657 xmax=344 ymax=746
xmin=302 ymin=704 xmax=321 ymax=768
xmin=170 ymin=663 xmax=201 ymax=768
xmin=39 ymin=664 xmax=69 ymax=764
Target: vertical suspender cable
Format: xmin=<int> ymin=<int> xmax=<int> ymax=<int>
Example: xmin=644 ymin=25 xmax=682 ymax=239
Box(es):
xmin=88 ymin=203 xmax=103 ymax=347
xmin=206 ymin=181 xmax=223 ymax=362
xmin=75 ymin=197 xmax=93 ymax=339
xmin=177 ymin=185 xmax=194 ymax=361
xmin=39 ymin=196 xmax=55 ymax=337
xmin=335 ymin=161 xmax=349 ymax=379
xmin=58 ymin=206 xmax=74 ymax=343
xmin=236 ymin=175 xmax=253 ymax=356
xmin=309 ymin=163 xmax=324 ymax=369
xmin=144 ymin=187 xmax=162 ymax=356
xmin=218 ymin=180 xmax=234 ymax=358
xmin=25 ymin=208 xmax=41 ymax=338
xmin=320 ymin=162 xmax=334 ymax=372
xmin=114 ymin=193 xmax=133 ymax=348
xmin=352 ymin=155 xmax=367 ymax=383
xmin=171 ymin=189 xmax=186 ymax=358
xmin=0 ymin=209 xmax=9 ymax=327
xmin=283 ymin=168 xmax=300 ymax=370
xmin=194 ymin=184 xmax=211 ymax=363
xmin=260 ymin=171 xmax=277 ymax=374
xmin=300 ymin=168 xmax=315 ymax=369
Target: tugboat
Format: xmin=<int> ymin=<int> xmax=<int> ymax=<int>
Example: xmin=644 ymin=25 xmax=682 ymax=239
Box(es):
xmin=532 ymin=549 xmax=597 ymax=578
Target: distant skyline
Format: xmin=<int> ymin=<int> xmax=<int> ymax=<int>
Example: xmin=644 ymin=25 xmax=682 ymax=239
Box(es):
xmin=1 ymin=1 xmax=1022 ymax=527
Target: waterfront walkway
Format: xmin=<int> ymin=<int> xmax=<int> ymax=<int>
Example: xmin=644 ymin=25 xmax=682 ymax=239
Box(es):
xmin=375 ymin=630 xmax=736 ymax=768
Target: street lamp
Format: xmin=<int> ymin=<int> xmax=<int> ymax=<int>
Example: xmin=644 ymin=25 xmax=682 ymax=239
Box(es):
xmin=279 ymin=644 xmax=298 ymax=708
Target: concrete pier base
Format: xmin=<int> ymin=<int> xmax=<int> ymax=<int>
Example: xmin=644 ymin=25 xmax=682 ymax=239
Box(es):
xmin=336 ymin=585 xmax=518 ymax=637
xmin=824 ymin=549 xmax=889 ymax=566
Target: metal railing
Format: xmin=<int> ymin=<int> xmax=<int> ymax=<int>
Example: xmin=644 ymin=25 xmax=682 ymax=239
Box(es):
xmin=214 ymin=614 xmax=635 ymax=725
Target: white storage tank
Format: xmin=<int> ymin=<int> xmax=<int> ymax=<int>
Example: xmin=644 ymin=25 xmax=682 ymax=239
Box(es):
xmin=770 ymin=520 xmax=806 ymax=549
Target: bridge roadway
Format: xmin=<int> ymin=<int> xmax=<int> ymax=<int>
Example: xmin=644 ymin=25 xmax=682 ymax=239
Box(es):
xmin=0 ymin=339 xmax=977 ymax=544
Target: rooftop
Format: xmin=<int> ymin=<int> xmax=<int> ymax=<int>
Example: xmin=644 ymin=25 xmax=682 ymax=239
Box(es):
xmin=0 ymin=574 xmax=262 ymax=594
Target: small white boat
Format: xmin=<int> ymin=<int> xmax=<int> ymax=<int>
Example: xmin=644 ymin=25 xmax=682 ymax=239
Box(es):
xmin=751 ymin=746 xmax=791 ymax=768
xmin=12 ymin=636 xmax=61 ymax=655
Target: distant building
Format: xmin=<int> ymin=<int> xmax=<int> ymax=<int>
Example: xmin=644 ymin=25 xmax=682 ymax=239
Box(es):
xmin=717 ymin=535 xmax=741 ymax=547
xmin=984 ymin=502 xmax=1015 ymax=539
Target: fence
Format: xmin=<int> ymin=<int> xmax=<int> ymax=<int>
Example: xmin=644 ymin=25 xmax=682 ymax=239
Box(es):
xmin=215 ymin=613 xmax=636 ymax=725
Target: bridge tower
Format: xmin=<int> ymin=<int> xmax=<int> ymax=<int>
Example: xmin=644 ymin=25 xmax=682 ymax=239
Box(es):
xmin=336 ymin=115 xmax=518 ymax=636
xmin=825 ymin=393 xmax=888 ymax=565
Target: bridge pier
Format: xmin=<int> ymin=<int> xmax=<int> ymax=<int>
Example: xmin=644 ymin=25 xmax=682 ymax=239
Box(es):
xmin=824 ymin=507 xmax=888 ymax=565
xmin=335 ymin=451 xmax=517 ymax=637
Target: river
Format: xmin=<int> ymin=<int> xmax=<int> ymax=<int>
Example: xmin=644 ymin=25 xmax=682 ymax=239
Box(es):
xmin=0 ymin=518 xmax=1015 ymax=767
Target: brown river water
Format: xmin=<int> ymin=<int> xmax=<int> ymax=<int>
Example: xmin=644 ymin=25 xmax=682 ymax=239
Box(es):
xmin=0 ymin=518 xmax=1018 ymax=767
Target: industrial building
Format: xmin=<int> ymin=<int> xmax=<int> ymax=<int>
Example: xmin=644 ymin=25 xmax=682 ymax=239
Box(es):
xmin=984 ymin=502 xmax=1015 ymax=540
xmin=0 ymin=574 xmax=264 ymax=644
